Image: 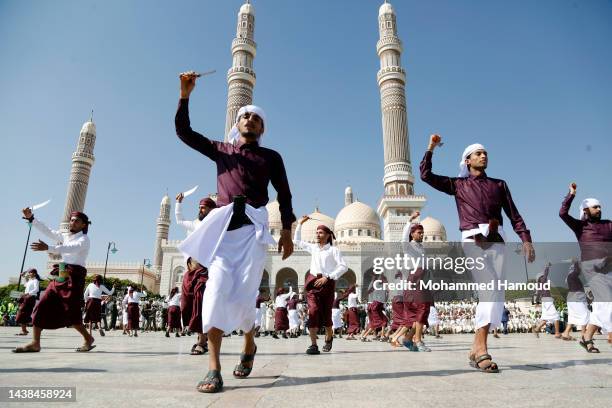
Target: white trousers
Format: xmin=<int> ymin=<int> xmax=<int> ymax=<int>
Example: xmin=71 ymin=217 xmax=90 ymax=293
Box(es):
xmin=581 ymin=259 xmax=612 ymax=332
xmin=288 ymin=309 xmax=300 ymax=330
xmin=567 ymin=291 xmax=590 ymax=326
xmin=540 ymin=297 xmax=560 ymax=322
xmin=201 ymin=225 xmax=268 ymax=334
xmin=254 ymin=307 xmax=264 ymax=328
xmin=462 ymin=241 xmax=505 ymax=329
xmin=331 ymin=308 xmax=343 ymax=329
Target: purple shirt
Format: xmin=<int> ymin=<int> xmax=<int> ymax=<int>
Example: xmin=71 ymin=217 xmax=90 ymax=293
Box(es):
xmin=559 ymin=193 xmax=612 ymax=261
xmin=286 ymin=299 xmax=299 ymax=310
xmin=175 ymin=98 xmax=296 ymax=230
xmin=256 ymin=295 xmax=268 ymax=308
xmin=420 ymin=150 xmax=532 ymax=242
xmin=566 ymin=262 xmax=584 ymax=293
xmin=537 ymin=265 xmax=551 ymax=297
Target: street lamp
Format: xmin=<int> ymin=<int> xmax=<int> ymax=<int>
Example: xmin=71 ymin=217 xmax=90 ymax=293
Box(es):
xmin=140 ymin=258 xmax=152 ymax=289
xmin=103 ymin=242 xmax=118 ymax=284
xmin=514 ymin=242 xmax=529 ymax=283
xmin=16 ymin=220 xmax=34 ymax=291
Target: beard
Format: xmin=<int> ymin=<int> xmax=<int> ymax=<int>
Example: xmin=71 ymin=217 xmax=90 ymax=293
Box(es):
xmin=198 ymin=212 xmax=206 ymax=221
xmin=588 ymin=213 xmax=602 ymax=221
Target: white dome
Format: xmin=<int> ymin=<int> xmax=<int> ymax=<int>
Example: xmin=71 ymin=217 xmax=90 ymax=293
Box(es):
xmin=80 ymin=121 xmax=96 ymax=134
xmin=300 ymin=209 xmax=335 ymax=243
xmin=379 ymin=2 xmax=394 ymax=16
xmin=266 ymin=200 xmax=281 ymax=230
xmin=420 ymin=216 xmax=447 ymax=242
xmin=239 ymin=2 xmax=254 ymax=16
xmin=335 ymin=201 xmax=381 ymax=241
xmin=161 ymin=195 xmax=170 ymax=205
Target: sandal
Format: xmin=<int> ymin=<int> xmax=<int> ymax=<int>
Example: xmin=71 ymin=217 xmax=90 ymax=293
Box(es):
xmin=12 ymin=345 xmax=40 ymax=353
xmin=322 ymin=337 xmax=333 ymax=352
xmin=196 ymin=370 xmax=223 ymax=393
xmin=306 ymin=344 xmax=320 ymax=355
xmin=579 ymin=337 xmax=600 ymax=353
xmin=191 ymin=344 xmax=207 ymax=355
xmin=469 ymin=353 xmax=499 ymax=373
xmin=416 ymin=341 xmax=431 ymax=352
xmin=561 ymin=336 xmax=575 ymax=341
xmin=233 ymin=345 xmax=257 ymax=378
xmin=76 ymin=344 xmax=96 ymax=352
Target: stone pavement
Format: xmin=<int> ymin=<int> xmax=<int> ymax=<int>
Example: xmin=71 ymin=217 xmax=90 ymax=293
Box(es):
xmin=1 ymin=327 xmax=610 ymax=407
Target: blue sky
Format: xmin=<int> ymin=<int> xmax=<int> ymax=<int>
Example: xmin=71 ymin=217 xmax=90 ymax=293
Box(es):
xmin=1 ymin=0 xmax=611 ymax=284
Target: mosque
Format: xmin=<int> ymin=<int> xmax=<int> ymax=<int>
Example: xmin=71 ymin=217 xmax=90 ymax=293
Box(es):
xmin=56 ymin=2 xmax=459 ymax=298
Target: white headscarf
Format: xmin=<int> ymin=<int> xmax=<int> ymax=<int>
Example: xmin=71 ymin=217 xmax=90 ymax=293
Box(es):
xmin=458 ymin=143 xmax=486 ymax=178
xmin=227 ymin=105 xmax=267 ymax=145
xmin=579 ymin=198 xmax=601 ymax=220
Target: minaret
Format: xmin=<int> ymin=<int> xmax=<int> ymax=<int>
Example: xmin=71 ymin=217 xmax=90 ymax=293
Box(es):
xmin=153 ymin=194 xmax=171 ymax=274
xmin=224 ymin=1 xmax=257 ymax=141
xmin=344 ymin=186 xmax=354 ymax=207
xmin=59 ymin=116 xmax=96 ymax=231
xmin=375 ymin=2 xmax=425 ymax=241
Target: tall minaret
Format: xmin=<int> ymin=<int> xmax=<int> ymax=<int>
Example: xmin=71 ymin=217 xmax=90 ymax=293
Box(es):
xmin=59 ymin=117 xmax=96 ymax=231
xmin=375 ymin=2 xmax=425 ymax=241
xmin=153 ymin=194 xmax=171 ymax=274
xmin=224 ymin=1 xmax=257 ymax=141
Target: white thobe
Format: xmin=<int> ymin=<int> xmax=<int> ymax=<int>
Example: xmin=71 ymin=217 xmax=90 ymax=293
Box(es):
xmin=175 ymin=202 xmax=201 ymax=236
xmin=178 ymin=202 xmax=275 ymax=334
xmin=84 ymin=283 xmax=114 ymax=301
xmin=293 ymin=224 xmax=348 ymax=281
xmin=32 ymin=219 xmax=90 ymax=266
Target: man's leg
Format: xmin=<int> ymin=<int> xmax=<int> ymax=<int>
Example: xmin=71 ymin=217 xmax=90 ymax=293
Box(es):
xmin=553 ymin=320 xmax=561 ymax=337
xmin=15 ymin=326 xmax=43 ymax=351
xmin=73 ymin=324 xmax=95 ymax=348
xmin=308 ymin=327 xmax=318 ymax=346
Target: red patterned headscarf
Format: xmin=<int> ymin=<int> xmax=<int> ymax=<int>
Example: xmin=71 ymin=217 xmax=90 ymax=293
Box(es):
xmin=317 ymin=225 xmax=336 ymax=245
xmin=199 ymin=198 xmax=217 ymax=209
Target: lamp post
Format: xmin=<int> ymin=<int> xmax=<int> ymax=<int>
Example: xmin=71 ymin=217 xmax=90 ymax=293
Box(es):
xmin=140 ymin=258 xmax=152 ymax=290
xmin=514 ymin=243 xmax=529 ymax=283
xmin=102 ymin=242 xmax=118 ymax=285
xmin=16 ymin=221 xmax=33 ymax=291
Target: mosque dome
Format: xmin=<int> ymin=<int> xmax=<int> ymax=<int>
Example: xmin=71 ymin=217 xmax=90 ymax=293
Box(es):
xmin=335 ymin=201 xmax=382 ymax=242
xmin=239 ymin=2 xmax=254 ymax=16
xmin=266 ymin=200 xmax=282 ymax=231
xmin=420 ymin=216 xmax=447 ymax=242
xmin=300 ymin=208 xmax=335 ymax=243
xmin=379 ymin=2 xmax=395 ymax=16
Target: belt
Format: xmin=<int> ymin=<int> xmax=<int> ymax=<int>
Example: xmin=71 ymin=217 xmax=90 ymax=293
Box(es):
xmin=227 ymin=195 xmax=254 ymax=231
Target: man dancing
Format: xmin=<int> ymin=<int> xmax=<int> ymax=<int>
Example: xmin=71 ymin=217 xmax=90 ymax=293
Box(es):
xmin=559 ymin=182 xmax=612 ymax=353
xmin=83 ymin=275 xmax=115 ymax=337
xmin=175 ymin=71 xmax=295 ymax=392
xmin=421 ymin=135 xmax=535 ymax=372
xmin=532 ymin=263 xmax=561 ymax=338
xmin=15 ymin=269 xmax=42 ymax=336
xmin=345 ymin=285 xmax=361 ymax=340
xmin=176 ymin=193 xmax=216 ymax=236
xmin=561 ymin=259 xmax=588 ymax=341
xmin=14 ymin=208 xmax=95 ymax=353
xmin=294 ymin=215 xmax=348 ymax=354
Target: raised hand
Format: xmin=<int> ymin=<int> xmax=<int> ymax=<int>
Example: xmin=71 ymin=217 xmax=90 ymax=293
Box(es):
xmin=569 ymin=182 xmax=577 ymax=196
xmin=428 ymin=134 xmax=443 ymax=151
xmin=179 ymin=71 xmax=198 ymax=98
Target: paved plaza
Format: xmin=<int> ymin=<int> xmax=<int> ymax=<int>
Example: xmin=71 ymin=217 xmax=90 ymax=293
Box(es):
xmin=1 ymin=327 xmax=610 ymax=407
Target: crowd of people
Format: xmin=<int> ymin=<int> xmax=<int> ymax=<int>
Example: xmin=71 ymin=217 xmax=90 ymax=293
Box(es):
xmin=7 ymin=73 xmax=609 ymax=394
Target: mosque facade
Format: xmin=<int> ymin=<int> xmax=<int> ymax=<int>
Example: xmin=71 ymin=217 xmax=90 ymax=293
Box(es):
xmin=155 ymin=2 xmax=451 ymax=298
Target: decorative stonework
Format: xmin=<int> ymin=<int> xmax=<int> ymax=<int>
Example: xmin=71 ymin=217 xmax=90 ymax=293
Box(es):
xmin=224 ymin=2 xmax=257 ymax=141
xmin=60 ymin=121 xmax=96 ymax=232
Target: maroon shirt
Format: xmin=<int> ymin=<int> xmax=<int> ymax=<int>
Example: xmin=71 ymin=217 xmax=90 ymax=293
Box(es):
xmin=333 ymin=287 xmax=351 ymax=308
xmin=536 ymin=265 xmax=551 ymax=297
xmin=420 ymin=150 xmax=532 ymax=242
xmin=175 ymin=98 xmax=296 ymax=230
xmin=256 ymin=294 xmax=269 ymax=308
xmin=559 ymin=193 xmax=612 ymax=261
xmin=566 ymin=261 xmax=584 ymax=293
xmin=286 ymin=299 xmax=299 ymax=310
